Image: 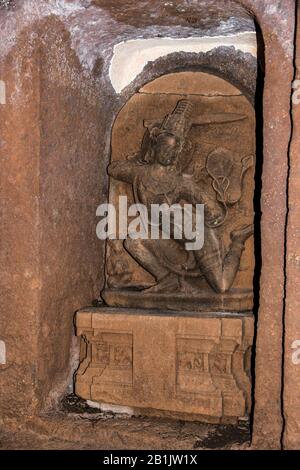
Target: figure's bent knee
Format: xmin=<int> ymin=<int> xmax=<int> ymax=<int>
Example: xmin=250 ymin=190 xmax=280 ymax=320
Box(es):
xmin=124 ymin=238 xmax=136 ymax=252
xmin=124 ymin=237 xmax=147 ymax=254
xmin=209 ymin=277 xmax=228 ymax=294
xmin=215 ymin=284 xmax=227 ymax=295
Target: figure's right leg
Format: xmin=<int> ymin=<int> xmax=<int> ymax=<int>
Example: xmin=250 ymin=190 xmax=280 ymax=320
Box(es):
xmin=124 ymin=238 xmax=181 ymax=292
xmin=124 ymin=238 xmax=169 ymax=281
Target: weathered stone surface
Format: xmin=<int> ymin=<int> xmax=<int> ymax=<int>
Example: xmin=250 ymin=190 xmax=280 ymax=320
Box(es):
xmin=0 ymin=16 xmax=105 ymax=419
xmin=0 ymin=28 xmax=41 ymax=420
xmin=250 ymin=0 xmax=295 ymax=450
xmin=283 ymin=4 xmax=300 ymax=451
xmin=37 ymin=18 xmax=105 ymax=407
xmin=75 ymin=307 xmax=253 ymax=423
xmin=92 ymin=0 xmax=255 ymax=31
xmin=140 ymin=72 xmax=243 ymax=96
xmin=0 ymin=411 xmax=251 ymax=450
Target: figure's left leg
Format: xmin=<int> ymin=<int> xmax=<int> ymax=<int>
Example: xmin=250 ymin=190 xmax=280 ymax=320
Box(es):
xmin=124 ymin=238 xmax=181 ymax=292
xmin=194 ymin=224 xmax=253 ymax=293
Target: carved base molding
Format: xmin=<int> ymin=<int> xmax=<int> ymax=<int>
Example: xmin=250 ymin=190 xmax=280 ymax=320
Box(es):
xmin=102 ymin=289 xmax=253 ymax=313
xmin=75 ymin=307 xmax=253 ymax=424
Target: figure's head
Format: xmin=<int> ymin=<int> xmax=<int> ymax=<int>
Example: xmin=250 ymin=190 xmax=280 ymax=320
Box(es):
xmin=140 ymin=99 xmax=193 ymax=167
xmin=153 ymin=132 xmax=182 ymax=167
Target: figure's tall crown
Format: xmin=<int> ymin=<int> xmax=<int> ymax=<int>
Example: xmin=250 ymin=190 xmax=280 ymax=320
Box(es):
xmin=161 ymin=99 xmax=193 ymax=139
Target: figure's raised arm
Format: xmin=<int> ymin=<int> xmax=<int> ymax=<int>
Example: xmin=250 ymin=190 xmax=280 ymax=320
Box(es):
xmin=107 ymin=154 xmax=146 ymax=184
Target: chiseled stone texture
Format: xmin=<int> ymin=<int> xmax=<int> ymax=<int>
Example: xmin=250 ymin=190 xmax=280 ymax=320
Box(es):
xmin=247 ymin=0 xmax=294 ymax=450
xmin=283 ymin=5 xmax=300 ymax=451
xmin=0 ymin=412 xmax=251 ymax=450
xmin=0 ymin=16 xmax=105 ymax=419
xmin=75 ymin=308 xmax=253 ymax=424
xmin=0 ymin=30 xmax=41 ymax=420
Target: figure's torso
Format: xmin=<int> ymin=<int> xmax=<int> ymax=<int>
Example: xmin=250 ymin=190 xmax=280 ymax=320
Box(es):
xmin=134 ymin=165 xmax=181 ymax=207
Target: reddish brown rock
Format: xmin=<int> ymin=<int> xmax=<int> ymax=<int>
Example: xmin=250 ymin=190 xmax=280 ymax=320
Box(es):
xmin=0 ymin=17 xmax=105 ymax=420
xmin=0 ymin=28 xmax=41 ymax=420
xmin=283 ymin=4 xmax=300 ymax=451
xmin=248 ymin=0 xmax=295 ymax=450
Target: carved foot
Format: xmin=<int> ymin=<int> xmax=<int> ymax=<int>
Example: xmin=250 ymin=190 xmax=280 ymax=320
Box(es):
xmin=178 ymin=278 xmax=203 ymax=295
xmin=144 ymin=273 xmax=180 ymax=294
xmin=230 ymin=224 xmax=254 ymax=244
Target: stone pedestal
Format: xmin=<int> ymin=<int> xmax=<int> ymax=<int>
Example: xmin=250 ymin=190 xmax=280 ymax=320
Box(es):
xmin=75 ymin=307 xmax=253 ymax=424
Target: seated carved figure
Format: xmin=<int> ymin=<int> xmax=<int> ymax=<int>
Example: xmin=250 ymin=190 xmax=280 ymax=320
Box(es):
xmin=108 ymin=100 xmax=254 ymax=295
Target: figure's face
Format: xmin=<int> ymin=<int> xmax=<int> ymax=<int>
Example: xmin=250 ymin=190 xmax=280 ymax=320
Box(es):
xmin=153 ymin=133 xmax=180 ymax=167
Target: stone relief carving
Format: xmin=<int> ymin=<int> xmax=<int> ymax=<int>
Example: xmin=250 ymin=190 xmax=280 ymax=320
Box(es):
xmin=75 ymin=311 xmax=253 ymax=421
xmin=176 ymin=335 xmax=247 ymax=402
xmin=103 ymin=97 xmax=255 ymax=311
xmin=106 ymin=240 xmax=133 ymax=288
xmin=76 ymin=331 xmax=133 ymax=389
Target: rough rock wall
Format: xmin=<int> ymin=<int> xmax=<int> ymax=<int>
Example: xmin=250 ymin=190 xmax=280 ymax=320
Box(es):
xmin=283 ymin=1 xmax=300 ymax=451
xmin=0 ymin=25 xmax=41 ymax=420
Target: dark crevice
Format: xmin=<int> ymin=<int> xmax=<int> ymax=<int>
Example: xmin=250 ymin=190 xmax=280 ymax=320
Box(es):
xmin=194 ymin=422 xmax=250 ymax=449
xmin=249 ymin=19 xmax=265 ymax=444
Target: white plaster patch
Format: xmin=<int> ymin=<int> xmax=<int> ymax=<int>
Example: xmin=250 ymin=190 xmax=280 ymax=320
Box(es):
xmin=86 ymin=400 xmax=101 ymax=409
xmin=87 ymin=400 xmax=135 ymax=416
xmin=292 ymin=340 xmax=300 ymax=365
xmin=0 ymin=340 xmax=6 ymax=365
xmin=109 ymin=33 xmax=257 ymax=94
xmin=0 ymin=80 xmax=6 ymax=104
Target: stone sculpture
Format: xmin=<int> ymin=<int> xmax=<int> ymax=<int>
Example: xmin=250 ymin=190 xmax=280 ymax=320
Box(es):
xmin=104 ymin=99 xmax=254 ymax=308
